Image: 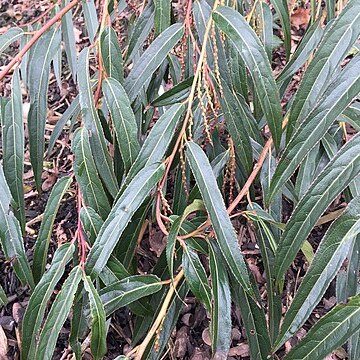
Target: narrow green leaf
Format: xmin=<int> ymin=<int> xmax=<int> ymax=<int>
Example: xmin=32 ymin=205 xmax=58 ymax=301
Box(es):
xmin=126 ymin=3 xmax=154 ymax=63
xmin=276 ymin=18 xmax=323 ymax=90
xmin=100 ymin=26 xmax=124 ymax=83
xmin=86 ymin=163 xmax=165 ymax=276
xmin=166 ymin=199 xmax=205 ymax=280
xmin=103 ymin=77 xmax=140 ymax=173
xmin=32 ymin=176 xmax=72 ymax=283
xmin=121 ymin=103 xmax=184 ymax=189
xmin=275 ymin=197 xmax=360 ymax=349
xmin=213 ymin=6 xmax=283 ymax=150
xmin=99 ymin=275 xmax=162 ymax=315
xmin=35 ymin=266 xmax=82 ymax=360
xmin=193 ymin=0 xmax=230 ymax=84
xmin=232 ymin=281 xmax=272 ymax=360
xmin=183 ymin=245 xmax=212 ymax=312
xmin=61 ymin=0 xmax=77 ymax=80
xmin=48 ymin=94 xmax=81 ymax=153
xmin=124 ymin=23 xmax=184 ymax=101
xmin=220 ymin=82 xmax=253 ymax=175
xmin=78 ymin=47 xmax=118 ymax=198
xmin=154 ymin=0 xmax=171 ymax=36
xmin=274 ymin=133 xmax=360 ymax=282
xmin=286 ymin=0 xmax=360 ymax=139
xmin=21 ymin=243 xmax=74 ymax=360
xmin=81 ymin=0 xmax=98 ymax=42
xmin=152 ymin=76 xmax=194 ymax=107
xmin=209 ymin=239 xmax=231 ymax=358
xmin=258 ymin=2 xmax=273 ymax=61
xmin=0 ymin=165 xmax=34 ymax=288
xmin=267 ymin=55 xmax=360 ymax=204
xmin=3 ymin=68 xmax=25 ymax=230
xmin=73 ymin=128 xmax=111 ymax=219
xmin=185 ymin=141 xmax=251 ymax=294
xmin=0 ymin=284 xmax=7 ymax=307
xmin=0 ymin=27 xmax=23 ymax=54
xmin=284 ymin=294 xmax=360 ymax=360
xmin=269 ymin=0 xmax=291 ymax=60
xmin=28 ymin=28 xmax=61 ymax=190
xmin=83 ymin=275 xmax=107 ymax=360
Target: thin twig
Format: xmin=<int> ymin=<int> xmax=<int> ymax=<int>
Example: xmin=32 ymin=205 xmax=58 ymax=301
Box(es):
xmin=0 ymin=0 xmax=80 ymax=82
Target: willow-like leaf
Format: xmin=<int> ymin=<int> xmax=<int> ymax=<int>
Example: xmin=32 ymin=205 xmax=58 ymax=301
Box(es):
xmin=124 ymin=23 xmax=184 ymax=101
xmin=274 ymin=133 xmax=360 ymax=282
xmin=275 ymin=197 xmax=360 ymax=349
xmin=286 ymin=0 xmax=360 ymax=140
xmin=213 ymin=6 xmax=283 ymax=150
xmin=209 ymin=240 xmax=231 ymax=358
xmin=32 ymin=176 xmax=72 ymax=283
xmin=21 ymin=244 xmax=74 ymax=360
xmin=78 ymin=47 xmax=118 ymax=197
xmin=83 ymin=275 xmax=107 ymax=360
xmin=186 ymin=141 xmax=251 ymax=294
xmin=100 ymin=26 xmax=124 ymax=83
xmin=86 ymin=163 xmax=164 ymax=276
xmin=102 ymin=77 xmax=140 ymax=173
xmin=28 ymin=28 xmax=61 ymax=190
xmin=267 ymin=54 xmax=360 ymax=204
xmin=284 ymin=294 xmax=360 ymax=360
xmin=3 ymin=68 xmax=25 ymax=230
xmin=34 ymin=266 xmax=82 ymax=360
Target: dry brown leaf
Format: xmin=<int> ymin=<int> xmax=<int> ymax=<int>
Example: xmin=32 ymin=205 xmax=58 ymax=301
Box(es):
xmin=291 ymin=7 xmax=311 ymax=29
xmin=228 ymin=343 xmax=250 ymax=357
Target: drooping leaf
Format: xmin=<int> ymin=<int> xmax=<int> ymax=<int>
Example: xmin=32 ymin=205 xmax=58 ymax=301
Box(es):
xmin=152 ymin=76 xmax=194 ymax=107
xmin=61 ymin=0 xmax=77 ymax=80
xmin=32 ymin=176 xmax=72 ymax=283
xmin=154 ymin=0 xmax=171 ymax=36
xmin=209 ymin=239 xmax=231 ymax=358
xmin=276 ymin=18 xmax=323 ymax=93
xmin=267 ymin=54 xmax=360 ymax=204
xmin=0 ymin=164 xmax=34 ymax=289
xmin=284 ymin=294 xmax=360 ymax=360
xmin=83 ymin=275 xmax=107 ymax=360
xmin=78 ymin=47 xmax=118 ymax=198
xmin=34 ymin=266 xmax=82 ymax=360
xmin=126 ymin=2 xmax=155 ymax=63
xmin=21 ymin=243 xmax=74 ymax=360
xmin=3 ymin=68 xmax=25 ymax=230
xmin=0 ymin=285 xmax=7 ymax=308
xmin=102 ymin=77 xmax=140 ymax=173
xmin=232 ymin=280 xmax=272 ymax=360
xmin=28 ymin=28 xmax=61 ymax=190
xmin=213 ymin=6 xmax=283 ymax=150
xmin=220 ymin=81 xmax=253 ymax=175
xmin=185 ymin=141 xmax=251 ymax=294
xmin=86 ymin=163 xmax=165 ymax=276
xmin=100 ymin=26 xmax=124 ymax=83
xmin=121 ymin=103 xmax=184 ymax=190
xmin=286 ymin=0 xmax=360 ymax=140
xmin=99 ymin=275 xmax=162 ymax=315
xmin=72 ymin=128 xmax=111 ymax=219
xmin=0 ymin=27 xmax=23 ymax=54
xmin=274 ymin=133 xmax=360 ymax=282
xmin=124 ymin=23 xmax=184 ymax=101
xmin=183 ymin=245 xmax=212 ymax=312
xmin=269 ymin=0 xmax=291 ymax=60
xmin=275 ymin=197 xmax=360 ymax=349
xmin=81 ymin=0 xmax=98 ymax=42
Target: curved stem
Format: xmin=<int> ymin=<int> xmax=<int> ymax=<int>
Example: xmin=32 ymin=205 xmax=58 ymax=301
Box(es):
xmin=0 ymin=0 xmax=80 ymax=82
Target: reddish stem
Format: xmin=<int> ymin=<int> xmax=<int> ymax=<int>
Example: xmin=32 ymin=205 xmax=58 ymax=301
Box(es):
xmin=0 ymin=0 xmax=80 ymax=82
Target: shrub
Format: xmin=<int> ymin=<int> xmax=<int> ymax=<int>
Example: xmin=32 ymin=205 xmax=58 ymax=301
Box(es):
xmin=0 ymin=0 xmax=360 ymax=359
